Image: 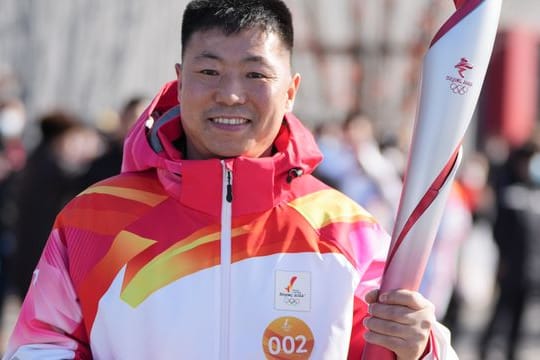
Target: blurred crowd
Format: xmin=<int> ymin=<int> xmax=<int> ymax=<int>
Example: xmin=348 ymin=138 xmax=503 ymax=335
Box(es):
xmin=311 ymin=111 xmax=540 ymax=360
xmin=1 ymin=64 xmax=540 ymax=359
xmin=0 ymin=67 xmax=148 ymax=349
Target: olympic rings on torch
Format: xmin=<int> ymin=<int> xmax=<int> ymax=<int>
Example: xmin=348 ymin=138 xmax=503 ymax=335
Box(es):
xmin=450 ymin=82 xmax=468 ymax=95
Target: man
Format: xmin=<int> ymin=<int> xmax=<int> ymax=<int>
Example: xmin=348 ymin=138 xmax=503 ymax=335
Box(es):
xmin=4 ymin=1 xmax=456 ymax=359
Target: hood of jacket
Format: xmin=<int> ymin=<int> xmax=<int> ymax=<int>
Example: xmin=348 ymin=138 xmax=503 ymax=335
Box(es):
xmin=122 ymin=80 xmax=323 ymax=217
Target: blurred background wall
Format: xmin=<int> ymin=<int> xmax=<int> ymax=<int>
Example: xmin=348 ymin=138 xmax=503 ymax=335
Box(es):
xmin=1 ymin=0 xmax=538 ymax=142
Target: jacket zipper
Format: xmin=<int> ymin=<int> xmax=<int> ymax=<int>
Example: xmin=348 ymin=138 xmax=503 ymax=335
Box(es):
xmin=219 ymin=161 xmax=233 ymax=359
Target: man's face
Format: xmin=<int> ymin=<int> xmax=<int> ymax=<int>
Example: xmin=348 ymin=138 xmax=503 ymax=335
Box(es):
xmin=176 ymin=27 xmax=300 ymax=160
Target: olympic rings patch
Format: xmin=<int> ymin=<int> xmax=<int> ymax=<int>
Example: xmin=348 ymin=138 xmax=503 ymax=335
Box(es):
xmin=283 ymin=296 xmax=300 ymax=306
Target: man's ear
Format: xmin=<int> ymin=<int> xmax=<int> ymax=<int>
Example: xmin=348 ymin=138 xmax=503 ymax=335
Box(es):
xmin=175 ymin=63 xmax=182 ymax=78
xmin=175 ymin=63 xmax=182 ymax=100
xmin=286 ymin=73 xmax=301 ymax=112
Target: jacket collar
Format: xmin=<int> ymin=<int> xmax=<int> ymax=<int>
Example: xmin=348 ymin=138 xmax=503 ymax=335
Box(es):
xmin=122 ymin=80 xmax=322 ymax=217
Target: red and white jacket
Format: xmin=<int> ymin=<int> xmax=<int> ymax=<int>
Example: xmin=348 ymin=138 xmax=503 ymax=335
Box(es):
xmin=4 ymin=81 xmax=455 ymax=359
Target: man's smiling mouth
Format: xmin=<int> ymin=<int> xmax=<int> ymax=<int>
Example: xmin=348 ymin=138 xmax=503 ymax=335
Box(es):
xmin=210 ymin=117 xmax=250 ymax=125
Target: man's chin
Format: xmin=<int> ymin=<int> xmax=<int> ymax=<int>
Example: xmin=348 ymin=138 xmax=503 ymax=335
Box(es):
xmin=207 ymin=141 xmax=272 ymax=159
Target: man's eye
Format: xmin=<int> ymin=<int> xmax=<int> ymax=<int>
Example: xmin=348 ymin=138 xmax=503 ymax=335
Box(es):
xmin=200 ymin=69 xmax=219 ymax=76
xmin=247 ymin=72 xmax=267 ymax=79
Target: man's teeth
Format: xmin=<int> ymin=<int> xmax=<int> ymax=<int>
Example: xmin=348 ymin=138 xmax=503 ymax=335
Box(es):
xmin=212 ymin=117 xmax=249 ymax=125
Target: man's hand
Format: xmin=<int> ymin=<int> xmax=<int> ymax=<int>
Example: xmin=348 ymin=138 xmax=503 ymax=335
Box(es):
xmin=363 ymin=289 xmax=435 ymax=360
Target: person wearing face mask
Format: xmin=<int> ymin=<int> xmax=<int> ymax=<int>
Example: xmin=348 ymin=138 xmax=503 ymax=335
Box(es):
xmin=0 ymin=99 xmax=27 ymax=346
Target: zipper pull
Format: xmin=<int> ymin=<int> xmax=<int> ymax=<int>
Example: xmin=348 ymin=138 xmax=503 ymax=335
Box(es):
xmin=226 ymin=170 xmax=233 ymax=203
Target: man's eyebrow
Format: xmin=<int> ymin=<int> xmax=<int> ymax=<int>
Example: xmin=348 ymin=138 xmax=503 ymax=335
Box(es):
xmin=243 ymin=55 xmax=267 ymax=64
xmin=243 ymin=55 xmax=276 ymax=70
xmin=194 ymin=52 xmax=271 ymax=66
xmin=194 ymin=51 xmax=222 ymax=61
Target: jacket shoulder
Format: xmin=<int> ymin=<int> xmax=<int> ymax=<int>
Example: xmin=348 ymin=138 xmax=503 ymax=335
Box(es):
xmin=71 ymin=170 xmax=166 ymax=206
xmin=52 ymin=171 xmax=169 ymax=289
xmin=287 ymin=175 xmax=380 ymax=230
xmin=56 ymin=170 xmax=168 ymax=233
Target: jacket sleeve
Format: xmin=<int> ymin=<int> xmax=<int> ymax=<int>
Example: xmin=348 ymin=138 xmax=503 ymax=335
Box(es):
xmin=346 ymin=220 xmax=459 ymax=360
xmin=3 ymin=228 xmax=91 ymax=360
xmin=421 ymin=322 xmax=459 ymax=359
xmin=347 ymin=220 xmax=388 ymax=359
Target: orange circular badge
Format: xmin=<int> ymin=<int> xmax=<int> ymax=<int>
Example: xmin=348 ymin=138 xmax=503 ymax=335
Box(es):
xmin=262 ymin=316 xmax=314 ymax=359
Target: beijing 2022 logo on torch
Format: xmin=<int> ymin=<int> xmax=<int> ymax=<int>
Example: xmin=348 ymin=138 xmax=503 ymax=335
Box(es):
xmin=446 ymin=57 xmax=474 ymax=95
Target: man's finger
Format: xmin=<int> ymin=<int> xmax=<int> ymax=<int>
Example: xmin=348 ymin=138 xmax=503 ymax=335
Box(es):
xmin=364 ymin=289 xmax=379 ymax=304
xmin=363 ymin=316 xmax=411 ymax=338
xmin=379 ymin=289 xmax=433 ymax=311
xmin=368 ymin=303 xmax=416 ymax=325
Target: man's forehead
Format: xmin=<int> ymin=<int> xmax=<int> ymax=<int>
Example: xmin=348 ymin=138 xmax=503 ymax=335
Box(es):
xmin=184 ymin=27 xmax=289 ymax=56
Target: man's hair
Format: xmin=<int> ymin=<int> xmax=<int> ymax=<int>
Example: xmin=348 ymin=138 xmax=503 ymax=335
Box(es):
xmin=181 ymin=0 xmax=294 ymax=58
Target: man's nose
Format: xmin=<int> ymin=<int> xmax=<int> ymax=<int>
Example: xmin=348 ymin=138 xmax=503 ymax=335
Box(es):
xmin=215 ymin=75 xmax=247 ymax=106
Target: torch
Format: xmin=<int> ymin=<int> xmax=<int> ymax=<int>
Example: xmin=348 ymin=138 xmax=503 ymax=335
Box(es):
xmin=361 ymin=0 xmax=502 ymax=359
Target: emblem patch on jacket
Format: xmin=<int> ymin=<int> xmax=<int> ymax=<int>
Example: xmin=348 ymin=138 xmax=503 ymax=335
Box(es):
xmin=275 ymin=270 xmax=311 ymax=312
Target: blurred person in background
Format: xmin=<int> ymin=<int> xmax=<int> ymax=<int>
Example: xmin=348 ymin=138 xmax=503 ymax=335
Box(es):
xmin=11 ymin=110 xmax=103 ymax=301
xmin=340 ymin=112 xmax=402 ymax=233
xmin=433 ymin=151 xmax=493 ymax=339
xmin=479 ymin=139 xmax=540 ymax=360
xmin=78 ymin=96 xmax=147 ymax=188
xmin=419 ymin=179 xmax=473 ymax=335
xmin=315 ymin=111 xmax=402 ymax=233
xmin=312 ymin=120 xmax=349 ymax=190
xmin=0 ymin=99 xmax=27 ymax=344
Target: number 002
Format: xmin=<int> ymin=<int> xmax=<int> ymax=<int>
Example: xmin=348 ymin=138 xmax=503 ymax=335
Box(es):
xmin=267 ymin=335 xmax=308 ymax=355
